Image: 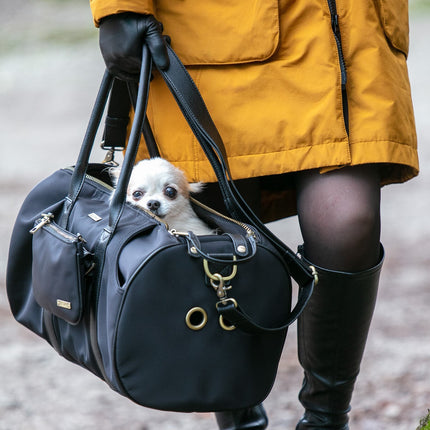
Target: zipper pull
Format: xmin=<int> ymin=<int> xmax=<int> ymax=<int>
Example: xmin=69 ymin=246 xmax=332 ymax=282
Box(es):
xmin=76 ymin=233 xmax=86 ymax=243
xmin=331 ymin=13 xmax=339 ymax=35
xmin=29 ymin=213 xmax=54 ymax=234
xmin=169 ymin=229 xmax=190 ymax=237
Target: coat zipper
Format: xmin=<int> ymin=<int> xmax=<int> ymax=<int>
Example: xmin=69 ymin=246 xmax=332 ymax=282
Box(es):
xmin=326 ymin=0 xmax=349 ymax=135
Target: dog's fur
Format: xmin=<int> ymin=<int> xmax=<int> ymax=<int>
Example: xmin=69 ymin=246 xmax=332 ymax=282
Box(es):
xmin=111 ymin=158 xmax=213 ymax=235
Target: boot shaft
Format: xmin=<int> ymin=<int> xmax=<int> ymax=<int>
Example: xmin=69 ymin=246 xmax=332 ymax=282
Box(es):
xmin=297 ymin=247 xmax=384 ymax=425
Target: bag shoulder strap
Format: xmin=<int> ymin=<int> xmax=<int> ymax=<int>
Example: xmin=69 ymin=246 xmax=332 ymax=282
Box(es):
xmin=102 ymin=78 xmax=129 ymax=151
xmin=159 ymin=46 xmax=315 ymax=278
xmin=103 ymin=78 xmax=160 ymax=158
xmin=155 ymin=46 xmax=316 ymax=331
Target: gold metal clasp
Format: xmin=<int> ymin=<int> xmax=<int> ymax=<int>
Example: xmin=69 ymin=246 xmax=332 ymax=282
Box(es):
xmin=215 ymin=297 xmax=238 ymax=310
xmin=203 ymin=256 xmax=239 ymax=326
xmin=309 ymin=265 xmax=319 ymax=286
xmin=203 ymin=257 xmax=237 ymax=300
xmin=203 ymin=256 xmax=237 ymax=282
xmin=216 ymin=298 xmax=238 ymax=331
xmin=210 ymin=273 xmax=232 ymax=299
xmin=219 ymin=315 xmax=236 ymax=331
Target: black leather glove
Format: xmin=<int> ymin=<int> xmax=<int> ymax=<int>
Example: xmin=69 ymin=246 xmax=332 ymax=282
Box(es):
xmin=99 ymin=12 xmax=169 ymax=81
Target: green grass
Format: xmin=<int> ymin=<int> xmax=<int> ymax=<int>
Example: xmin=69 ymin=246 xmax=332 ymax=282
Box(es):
xmin=411 ymin=0 xmax=430 ymax=12
xmin=417 ymin=411 xmax=430 ymax=430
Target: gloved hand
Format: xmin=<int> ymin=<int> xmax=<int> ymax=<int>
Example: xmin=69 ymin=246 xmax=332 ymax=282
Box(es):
xmin=99 ymin=12 xmax=169 ymax=81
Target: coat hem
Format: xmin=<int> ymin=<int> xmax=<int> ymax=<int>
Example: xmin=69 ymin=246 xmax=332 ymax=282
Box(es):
xmin=172 ymin=139 xmax=418 ymax=187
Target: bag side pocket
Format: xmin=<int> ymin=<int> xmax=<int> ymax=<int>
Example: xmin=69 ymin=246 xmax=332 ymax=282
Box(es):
xmin=31 ymin=215 xmax=89 ymax=325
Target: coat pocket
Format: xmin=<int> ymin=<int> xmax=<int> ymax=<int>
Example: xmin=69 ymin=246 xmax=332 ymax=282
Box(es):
xmin=31 ymin=214 xmax=91 ymax=325
xmin=155 ymin=0 xmax=280 ymax=65
xmin=375 ymin=0 xmax=409 ymax=57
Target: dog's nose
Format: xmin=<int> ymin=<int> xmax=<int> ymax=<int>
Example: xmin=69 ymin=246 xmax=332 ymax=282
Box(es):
xmin=147 ymin=200 xmax=160 ymax=212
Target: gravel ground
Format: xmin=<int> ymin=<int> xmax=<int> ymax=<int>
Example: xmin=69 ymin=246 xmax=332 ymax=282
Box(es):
xmin=0 ymin=2 xmax=429 ymax=429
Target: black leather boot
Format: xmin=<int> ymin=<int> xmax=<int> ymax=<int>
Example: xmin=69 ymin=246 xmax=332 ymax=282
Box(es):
xmin=296 ymin=246 xmax=384 ymax=429
xmin=215 ymin=404 xmax=268 ymax=430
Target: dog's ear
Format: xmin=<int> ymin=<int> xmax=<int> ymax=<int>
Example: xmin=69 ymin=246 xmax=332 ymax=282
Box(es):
xmin=109 ymin=167 xmax=121 ymax=186
xmin=189 ymin=182 xmax=205 ymax=194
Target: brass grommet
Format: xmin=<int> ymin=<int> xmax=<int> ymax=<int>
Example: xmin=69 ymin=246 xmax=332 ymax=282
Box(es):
xmin=219 ymin=315 xmax=236 ymax=331
xmin=190 ymin=246 xmax=198 ymax=254
xmin=237 ymin=245 xmax=246 ymax=253
xmin=185 ymin=307 xmax=208 ymax=331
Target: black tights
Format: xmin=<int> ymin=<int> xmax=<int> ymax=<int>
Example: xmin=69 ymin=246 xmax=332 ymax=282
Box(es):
xmin=295 ymin=165 xmax=381 ymax=272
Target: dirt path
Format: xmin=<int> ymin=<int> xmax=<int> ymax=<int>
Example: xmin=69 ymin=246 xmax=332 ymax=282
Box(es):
xmin=1 ymin=3 xmax=429 ymax=429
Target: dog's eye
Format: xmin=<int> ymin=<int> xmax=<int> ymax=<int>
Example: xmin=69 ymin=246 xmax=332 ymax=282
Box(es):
xmin=164 ymin=186 xmax=177 ymax=199
xmin=132 ymin=190 xmax=144 ymax=200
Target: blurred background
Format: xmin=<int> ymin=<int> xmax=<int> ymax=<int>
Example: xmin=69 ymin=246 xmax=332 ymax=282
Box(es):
xmin=1 ymin=1 xmax=429 ymax=429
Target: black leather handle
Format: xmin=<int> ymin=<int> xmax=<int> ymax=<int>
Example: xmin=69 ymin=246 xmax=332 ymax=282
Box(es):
xmin=126 ymin=82 xmax=161 ymax=158
xmin=60 ymin=71 xmax=114 ymax=228
xmin=108 ymin=47 xmax=153 ymax=231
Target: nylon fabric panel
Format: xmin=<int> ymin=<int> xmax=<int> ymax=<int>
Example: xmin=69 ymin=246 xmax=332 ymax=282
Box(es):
xmin=95 ymin=210 xmax=177 ymax=390
xmin=113 ymin=245 xmax=291 ymax=411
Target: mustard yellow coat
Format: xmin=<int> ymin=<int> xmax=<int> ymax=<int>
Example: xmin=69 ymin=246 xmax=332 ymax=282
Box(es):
xmin=90 ymin=0 xmax=418 ymax=219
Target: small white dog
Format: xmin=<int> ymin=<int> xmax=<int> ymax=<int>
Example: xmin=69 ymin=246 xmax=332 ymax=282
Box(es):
xmin=111 ymin=158 xmax=213 ymax=235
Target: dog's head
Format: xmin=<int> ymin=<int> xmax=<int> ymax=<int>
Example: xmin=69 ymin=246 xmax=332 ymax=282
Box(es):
xmin=110 ymin=158 xmax=203 ymax=219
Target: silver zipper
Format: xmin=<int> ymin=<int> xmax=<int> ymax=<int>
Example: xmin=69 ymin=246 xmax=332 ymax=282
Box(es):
xmin=188 ymin=197 xmax=256 ymax=239
xmin=126 ymin=202 xmax=170 ymax=229
xmin=29 ymin=213 xmax=54 ymax=234
xmin=48 ymin=222 xmax=85 ymax=243
xmin=85 ymin=173 xmax=114 ymax=191
xmin=30 ymin=212 xmax=85 ymax=243
xmin=140 ymin=207 xmax=169 ymax=229
xmin=64 ymin=167 xmax=114 ymax=191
